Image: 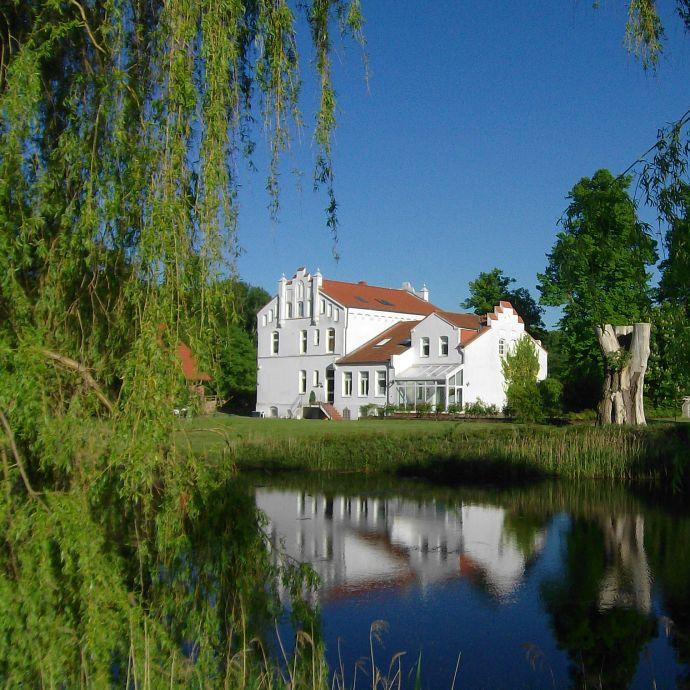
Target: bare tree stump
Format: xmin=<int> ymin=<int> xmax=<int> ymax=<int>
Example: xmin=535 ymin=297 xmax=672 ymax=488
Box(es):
xmin=595 ymin=323 xmax=651 ymax=425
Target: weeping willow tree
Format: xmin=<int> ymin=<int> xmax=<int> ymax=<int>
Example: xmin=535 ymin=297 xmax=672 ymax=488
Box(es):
xmin=0 ymin=0 xmax=362 ymax=685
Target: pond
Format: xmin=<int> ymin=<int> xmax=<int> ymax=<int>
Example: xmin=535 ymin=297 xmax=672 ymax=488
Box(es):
xmin=249 ymin=474 xmax=690 ymax=689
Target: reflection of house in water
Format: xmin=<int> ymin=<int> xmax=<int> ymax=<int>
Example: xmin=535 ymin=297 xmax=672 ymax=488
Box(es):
xmin=256 ymin=489 xmax=545 ymax=602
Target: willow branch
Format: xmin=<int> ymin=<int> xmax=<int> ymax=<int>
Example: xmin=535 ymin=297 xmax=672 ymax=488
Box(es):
xmin=70 ymin=0 xmax=106 ymax=55
xmin=0 ymin=409 xmax=42 ymax=503
xmin=42 ymin=350 xmax=115 ymax=414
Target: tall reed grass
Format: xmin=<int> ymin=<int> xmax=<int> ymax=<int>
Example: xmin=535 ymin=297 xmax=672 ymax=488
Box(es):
xmin=188 ymin=424 xmax=690 ymax=491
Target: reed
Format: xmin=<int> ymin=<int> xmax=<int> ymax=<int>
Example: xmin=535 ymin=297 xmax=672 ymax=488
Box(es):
xmin=187 ymin=422 xmax=690 ymax=491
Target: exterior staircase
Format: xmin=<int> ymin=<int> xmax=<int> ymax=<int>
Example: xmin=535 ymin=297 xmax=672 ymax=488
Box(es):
xmin=319 ymin=402 xmax=343 ymax=421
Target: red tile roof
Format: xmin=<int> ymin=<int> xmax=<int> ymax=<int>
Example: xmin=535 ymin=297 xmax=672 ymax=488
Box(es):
xmin=321 ymin=279 xmax=439 ymax=315
xmin=437 ymin=311 xmax=483 ymax=330
xmin=337 ymin=320 xmax=420 ymax=365
xmin=177 ymin=342 xmax=211 ymax=382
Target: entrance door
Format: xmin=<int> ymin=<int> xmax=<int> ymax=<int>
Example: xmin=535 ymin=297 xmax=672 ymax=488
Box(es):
xmin=326 ymin=366 xmax=335 ymax=404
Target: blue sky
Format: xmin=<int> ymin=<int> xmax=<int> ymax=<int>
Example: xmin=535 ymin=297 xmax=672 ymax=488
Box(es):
xmin=234 ymin=2 xmax=690 ymax=327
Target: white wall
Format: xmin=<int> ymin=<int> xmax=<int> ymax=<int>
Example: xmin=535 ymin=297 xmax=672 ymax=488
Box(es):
xmin=333 ymin=364 xmax=390 ymax=420
xmin=463 ymin=306 xmax=547 ymax=410
xmin=345 ymin=309 xmax=420 ymax=353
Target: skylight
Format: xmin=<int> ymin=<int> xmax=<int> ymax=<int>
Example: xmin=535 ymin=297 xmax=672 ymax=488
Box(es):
xmin=355 ymin=296 xmax=368 ymax=303
xmin=376 ymin=298 xmax=394 ymax=306
xmin=374 ymin=338 xmax=391 ymax=347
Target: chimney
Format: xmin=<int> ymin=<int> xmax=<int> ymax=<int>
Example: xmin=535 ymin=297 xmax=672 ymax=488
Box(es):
xmin=401 ymin=281 xmax=414 ymax=294
xmin=420 ymin=284 xmax=429 ymax=302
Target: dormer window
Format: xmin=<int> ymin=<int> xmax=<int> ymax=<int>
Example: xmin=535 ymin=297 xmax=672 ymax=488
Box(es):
xmin=439 ymin=336 xmax=449 ymax=356
xmin=420 ymin=337 xmax=430 ymax=358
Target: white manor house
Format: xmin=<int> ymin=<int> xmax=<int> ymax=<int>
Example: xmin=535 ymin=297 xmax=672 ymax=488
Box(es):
xmin=256 ymin=267 xmax=547 ymax=420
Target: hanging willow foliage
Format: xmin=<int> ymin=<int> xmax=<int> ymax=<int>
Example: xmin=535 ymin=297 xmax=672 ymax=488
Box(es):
xmin=0 ymin=1 xmax=362 ymax=685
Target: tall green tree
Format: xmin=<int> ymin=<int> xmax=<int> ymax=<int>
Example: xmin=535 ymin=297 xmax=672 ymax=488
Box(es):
xmin=462 ymin=268 xmax=546 ymax=337
xmin=0 ymin=2 xmax=362 ymax=684
xmin=538 ymin=169 xmax=657 ymax=410
xmin=501 ymin=337 xmax=542 ymax=422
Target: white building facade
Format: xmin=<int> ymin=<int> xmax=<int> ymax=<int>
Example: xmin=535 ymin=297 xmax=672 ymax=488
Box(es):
xmin=256 ymin=267 xmax=547 ymax=419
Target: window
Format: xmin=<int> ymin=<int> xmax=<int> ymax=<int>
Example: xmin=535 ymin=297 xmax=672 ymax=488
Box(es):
xmin=298 ymin=301 xmax=304 ymax=317
xmin=359 ymin=371 xmax=370 ymax=397
xmin=343 ymin=372 xmax=353 ymax=396
xmin=327 ymin=328 xmax=336 ymax=353
xmin=499 ymin=338 xmax=506 ymax=357
xmin=420 ymin=337 xmax=430 ymax=357
xmin=327 ymin=303 xmax=333 ymax=318
xmin=306 ymin=300 xmax=312 ymax=317
xmin=320 ymin=299 xmax=326 ymax=315
xmin=262 ymin=314 xmax=267 ymax=327
xmin=286 ymin=302 xmax=293 ymax=318
xmin=300 ymin=330 xmax=307 ymax=354
xmin=313 ymin=329 xmax=320 ymax=346
xmin=298 ymin=370 xmax=307 ymax=394
xmin=376 ymin=370 xmax=386 ymax=396
xmin=297 ymin=282 xmax=304 ymax=299
xmin=268 ymin=309 xmax=273 ymax=322
xmin=439 ymin=336 xmax=449 ymax=356
xmin=375 ymin=338 xmax=390 ymax=347
xmin=333 ymin=307 xmax=339 ymax=322
xmin=271 ymin=331 xmax=279 ymax=355
xmin=313 ymin=370 xmax=320 ymax=387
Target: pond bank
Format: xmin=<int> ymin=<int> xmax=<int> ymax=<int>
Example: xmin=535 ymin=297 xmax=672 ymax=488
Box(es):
xmin=179 ymin=417 xmax=690 ymax=491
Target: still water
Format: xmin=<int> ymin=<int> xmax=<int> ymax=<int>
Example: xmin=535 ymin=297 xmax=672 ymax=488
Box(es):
xmin=250 ymin=475 xmax=690 ymax=689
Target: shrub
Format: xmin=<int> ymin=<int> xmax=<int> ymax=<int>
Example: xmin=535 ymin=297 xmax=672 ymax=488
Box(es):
xmin=359 ymin=403 xmax=381 ymax=418
xmin=538 ymin=378 xmax=563 ymax=417
xmin=566 ymin=409 xmax=598 ymax=421
xmin=463 ymin=399 xmax=500 ymax=417
xmin=308 ymin=390 xmax=316 ymax=405
xmin=415 ymin=402 xmax=432 ymax=417
xmin=502 ymin=337 xmax=543 ymax=422
xmin=446 ymin=403 xmax=461 ymax=415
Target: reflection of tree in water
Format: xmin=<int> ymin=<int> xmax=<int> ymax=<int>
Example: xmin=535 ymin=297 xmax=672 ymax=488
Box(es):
xmin=644 ymin=513 xmax=690 ymax=689
xmin=542 ymin=517 xmax=656 ymax=689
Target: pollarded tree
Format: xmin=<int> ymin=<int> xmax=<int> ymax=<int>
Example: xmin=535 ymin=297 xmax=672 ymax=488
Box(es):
xmin=538 ymin=169 xmax=657 ymax=422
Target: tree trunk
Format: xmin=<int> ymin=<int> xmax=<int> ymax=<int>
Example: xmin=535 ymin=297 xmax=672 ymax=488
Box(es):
xmin=595 ymin=323 xmax=651 ymax=425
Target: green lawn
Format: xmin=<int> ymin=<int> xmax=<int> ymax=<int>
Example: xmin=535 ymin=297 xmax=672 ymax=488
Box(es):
xmin=176 ymin=413 xmax=516 ymax=448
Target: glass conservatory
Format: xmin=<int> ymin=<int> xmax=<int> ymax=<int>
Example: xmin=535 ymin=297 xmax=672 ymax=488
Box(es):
xmin=394 ymin=364 xmax=463 ymax=411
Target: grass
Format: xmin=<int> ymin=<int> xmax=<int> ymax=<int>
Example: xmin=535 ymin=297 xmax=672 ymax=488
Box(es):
xmin=177 ymin=414 xmax=690 ymax=490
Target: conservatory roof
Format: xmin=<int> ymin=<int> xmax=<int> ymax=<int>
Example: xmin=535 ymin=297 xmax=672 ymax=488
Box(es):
xmin=395 ymin=363 xmax=461 ymax=381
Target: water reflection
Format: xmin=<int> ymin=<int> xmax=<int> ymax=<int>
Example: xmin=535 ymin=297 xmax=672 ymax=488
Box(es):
xmin=251 ymin=478 xmax=690 ymax=689
xmin=258 ymin=490 xmax=545 ymax=603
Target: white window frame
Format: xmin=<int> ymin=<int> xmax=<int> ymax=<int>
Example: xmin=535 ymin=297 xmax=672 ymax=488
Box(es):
xmin=439 ymin=336 xmax=449 ymax=356
xmin=420 ymin=337 xmax=430 ymax=358
xmin=298 ymin=301 xmax=304 ymax=317
xmin=499 ymin=338 xmax=506 ymax=358
xmin=313 ymin=370 xmax=320 ymax=387
xmin=320 ymin=298 xmax=326 ymax=315
xmin=300 ymin=330 xmax=307 ymax=354
xmin=268 ymin=309 xmax=273 ymax=322
xmin=376 ymin=370 xmax=386 ymax=396
xmin=298 ymin=370 xmax=307 ymax=394
xmin=313 ymin=329 xmax=320 ymax=346
xmin=271 ymin=331 xmax=279 ymax=355
xmin=286 ymin=303 xmax=293 ymax=319
xmin=298 ymin=282 xmax=304 ymax=299
xmin=333 ymin=308 xmax=339 ymax=322
xmin=262 ymin=314 xmax=267 ymax=327
xmin=327 ymin=328 xmax=336 ymax=353
xmin=343 ymin=372 xmax=353 ymax=396
xmin=327 ymin=303 xmax=333 ymax=318
xmin=359 ymin=371 xmax=370 ymax=397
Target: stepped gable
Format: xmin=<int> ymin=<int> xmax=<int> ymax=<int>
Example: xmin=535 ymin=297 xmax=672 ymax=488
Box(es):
xmin=337 ymin=320 xmax=421 ymax=365
xmin=321 ymin=279 xmax=438 ymax=315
